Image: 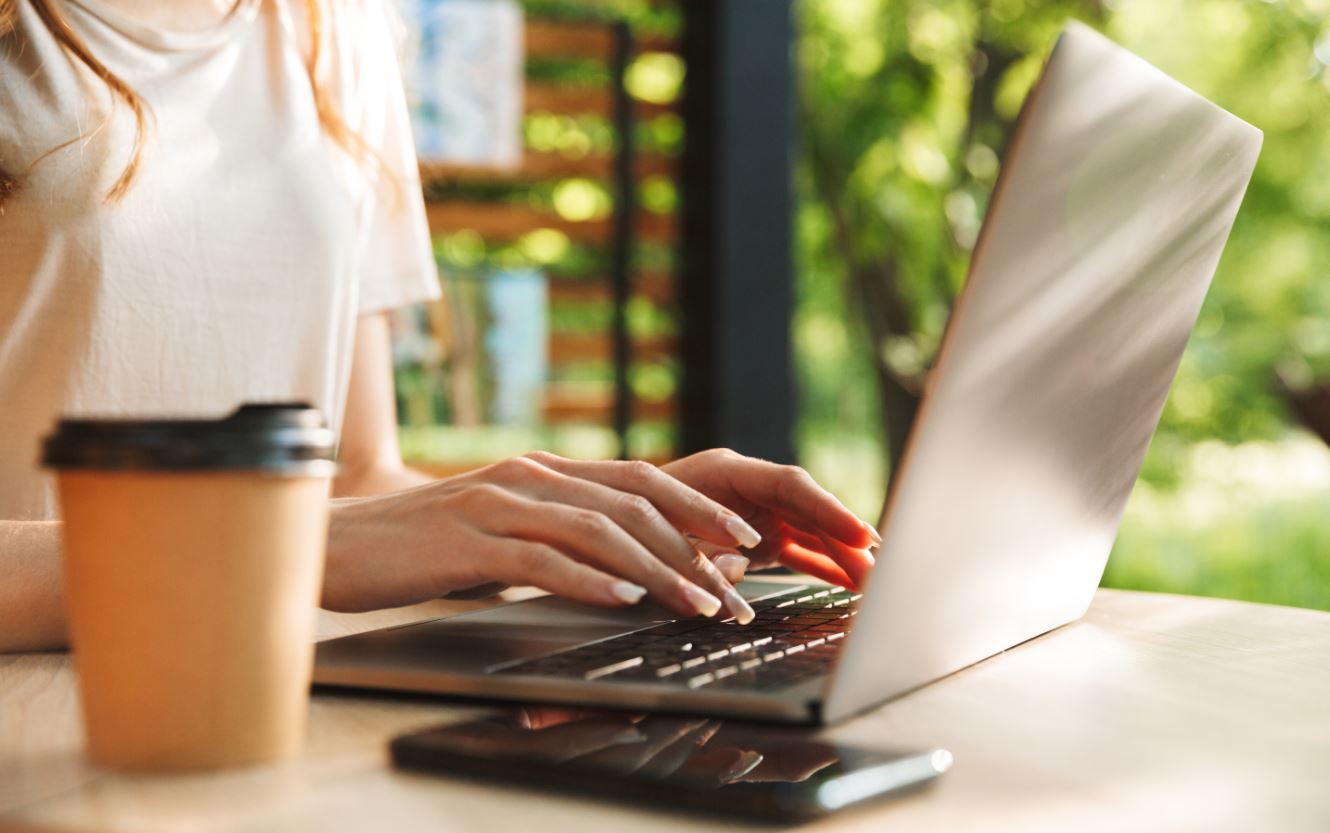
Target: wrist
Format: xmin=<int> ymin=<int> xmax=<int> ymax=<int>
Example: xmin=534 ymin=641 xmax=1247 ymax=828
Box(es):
xmin=332 ymin=458 xmax=432 ymax=498
xmin=320 ymin=497 xmax=381 ymax=612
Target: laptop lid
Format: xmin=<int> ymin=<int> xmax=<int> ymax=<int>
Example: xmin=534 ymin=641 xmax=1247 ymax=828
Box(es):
xmin=822 ymin=22 xmax=1262 ymax=723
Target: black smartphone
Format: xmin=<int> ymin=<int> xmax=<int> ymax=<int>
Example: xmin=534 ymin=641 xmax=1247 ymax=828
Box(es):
xmin=390 ymin=708 xmax=951 ymax=822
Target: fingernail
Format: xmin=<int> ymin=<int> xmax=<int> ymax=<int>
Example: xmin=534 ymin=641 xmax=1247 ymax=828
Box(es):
xmin=863 ymin=521 xmax=883 ymax=546
xmin=862 ymin=549 xmax=877 ymax=566
xmin=681 ymin=583 xmax=723 ymax=617
xmin=722 ymin=515 xmax=762 ymax=549
xmin=611 ymin=581 xmax=648 ymax=605
xmin=723 ymin=586 xmax=756 ymax=625
xmin=713 ymin=554 xmax=750 ymax=583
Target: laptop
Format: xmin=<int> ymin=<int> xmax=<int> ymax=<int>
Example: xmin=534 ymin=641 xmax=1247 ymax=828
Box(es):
xmin=313 ymin=23 xmax=1262 ymax=725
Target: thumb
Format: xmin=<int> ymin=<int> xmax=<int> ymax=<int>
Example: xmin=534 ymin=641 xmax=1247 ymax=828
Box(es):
xmin=693 ymin=540 xmax=751 ymax=583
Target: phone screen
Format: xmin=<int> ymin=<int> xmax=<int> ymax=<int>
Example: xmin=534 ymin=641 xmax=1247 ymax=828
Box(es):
xmin=390 ymin=707 xmax=951 ymax=821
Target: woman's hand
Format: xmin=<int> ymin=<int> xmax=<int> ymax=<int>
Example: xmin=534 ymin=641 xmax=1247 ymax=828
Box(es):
xmin=322 ymin=453 xmax=765 ymax=622
xmin=661 ymin=449 xmax=880 ymax=589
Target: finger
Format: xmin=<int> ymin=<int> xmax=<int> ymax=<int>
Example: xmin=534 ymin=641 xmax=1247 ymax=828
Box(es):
xmin=525 ymin=719 xmax=647 ymax=760
xmin=574 ymin=717 xmax=711 ymax=772
xmin=480 ymin=536 xmax=650 ymax=609
xmin=779 ymin=522 xmax=875 ymax=588
xmin=440 ymin=581 xmax=510 ymax=600
xmin=778 ymin=542 xmax=857 ymax=589
xmin=810 ymin=527 xmax=875 ymax=588
xmin=730 ymin=746 xmax=839 ymax=783
xmin=674 ymin=746 xmax=767 ymax=787
xmin=691 ymin=540 xmax=750 ymax=583
xmin=483 ymin=492 xmax=725 ymax=619
xmin=523 ymin=452 xmax=763 ymax=550
xmin=779 ymin=522 xmax=833 ymax=553
xmin=712 ymin=459 xmax=876 ymax=549
xmin=713 ymin=554 xmax=749 ymax=584
xmin=635 ymin=720 xmax=724 ymax=779
xmin=696 ymin=537 xmax=775 ymax=573
xmin=506 ymin=470 xmax=754 ymax=623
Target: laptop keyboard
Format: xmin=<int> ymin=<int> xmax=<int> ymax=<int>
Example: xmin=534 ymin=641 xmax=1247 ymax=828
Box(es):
xmin=495 ymin=586 xmax=861 ymax=691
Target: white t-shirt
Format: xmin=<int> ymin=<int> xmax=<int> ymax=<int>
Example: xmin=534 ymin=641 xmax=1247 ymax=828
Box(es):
xmin=0 ymin=0 xmax=440 ymax=520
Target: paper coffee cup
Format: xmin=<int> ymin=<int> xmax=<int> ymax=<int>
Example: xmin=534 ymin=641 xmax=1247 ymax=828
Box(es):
xmin=43 ymin=403 xmax=336 ymax=771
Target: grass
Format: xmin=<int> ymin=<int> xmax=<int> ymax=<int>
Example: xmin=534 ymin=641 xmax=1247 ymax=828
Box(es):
xmin=1104 ymin=436 xmax=1330 ymax=612
xmin=802 ymin=432 xmax=1330 ymax=613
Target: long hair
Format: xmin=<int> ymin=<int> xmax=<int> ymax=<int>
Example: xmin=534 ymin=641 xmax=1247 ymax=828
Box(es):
xmin=0 ymin=0 xmax=380 ymax=209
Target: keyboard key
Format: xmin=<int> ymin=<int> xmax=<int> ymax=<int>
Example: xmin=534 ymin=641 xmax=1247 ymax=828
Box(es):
xmin=494 ymin=592 xmax=850 ymax=688
xmin=584 ymin=657 xmax=644 ymax=680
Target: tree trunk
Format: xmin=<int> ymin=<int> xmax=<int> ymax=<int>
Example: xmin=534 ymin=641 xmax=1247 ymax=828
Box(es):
xmin=1282 ymin=383 xmax=1330 ymax=449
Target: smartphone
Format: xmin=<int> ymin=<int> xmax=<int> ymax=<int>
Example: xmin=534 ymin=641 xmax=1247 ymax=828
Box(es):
xmin=390 ymin=708 xmax=951 ymax=822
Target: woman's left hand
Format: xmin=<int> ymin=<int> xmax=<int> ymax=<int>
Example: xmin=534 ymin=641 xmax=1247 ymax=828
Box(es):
xmin=659 ymin=449 xmax=880 ymax=589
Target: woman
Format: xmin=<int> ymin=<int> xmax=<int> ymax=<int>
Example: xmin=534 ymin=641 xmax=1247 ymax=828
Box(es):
xmin=0 ymin=0 xmax=878 ymax=653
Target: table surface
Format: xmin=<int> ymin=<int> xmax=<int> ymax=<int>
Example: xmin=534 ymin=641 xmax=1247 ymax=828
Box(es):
xmin=2 ymin=587 xmax=1328 ymax=833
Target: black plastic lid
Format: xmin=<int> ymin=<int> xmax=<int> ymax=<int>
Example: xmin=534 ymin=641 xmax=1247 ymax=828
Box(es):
xmin=41 ymin=403 xmax=336 ymax=474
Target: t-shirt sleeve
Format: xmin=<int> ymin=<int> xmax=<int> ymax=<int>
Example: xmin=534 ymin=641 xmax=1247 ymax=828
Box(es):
xmin=344 ymin=3 xmax=440 ymax=315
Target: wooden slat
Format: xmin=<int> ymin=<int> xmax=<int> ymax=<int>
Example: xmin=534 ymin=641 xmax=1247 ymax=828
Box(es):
xmin=524 ymin=20 xmax=679 ymax=60
xmin=549 ymin=333 xmax=674 ymax=364
xmin=426 ymin=201 xmax=676 ymax=245
xmin=526 ymin=19 xmax=614 ymax=59
xmin=543 ymin=388 xmax=675 ymax=423
xmin=419 ymin=151 xmax=675 ymax=184
xmin=525 ymin=83 xmax=675 ymax=118
xmin=548 ymin=272 xmax=673 ymax=306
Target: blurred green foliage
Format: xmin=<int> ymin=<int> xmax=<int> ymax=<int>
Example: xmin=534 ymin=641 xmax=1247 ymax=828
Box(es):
xmin=405 ymin=0 xmax=1330 ymax=610
xmin=797 ymin=0 xmax=1330 ymax=475
xmin=796 ymin=0 xmax=1330 ymax=609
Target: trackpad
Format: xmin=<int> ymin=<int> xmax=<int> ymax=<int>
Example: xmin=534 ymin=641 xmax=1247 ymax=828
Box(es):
xmin=316 ymin=595 xmax=674 ymax=674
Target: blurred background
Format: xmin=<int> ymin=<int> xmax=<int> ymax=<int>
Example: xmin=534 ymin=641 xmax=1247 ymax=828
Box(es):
xmin=392 ymin=0 xmax=1330 ymax=612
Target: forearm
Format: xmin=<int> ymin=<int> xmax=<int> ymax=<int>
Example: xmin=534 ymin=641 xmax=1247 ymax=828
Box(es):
xmin=0 ymin=521 xmax=67 ymax=652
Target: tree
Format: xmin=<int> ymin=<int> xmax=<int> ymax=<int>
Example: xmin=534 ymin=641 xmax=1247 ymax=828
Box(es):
xmin=798 ymin=0 xmax=1330 ymax=492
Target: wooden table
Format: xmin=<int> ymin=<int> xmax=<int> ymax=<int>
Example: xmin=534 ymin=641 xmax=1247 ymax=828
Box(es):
xmin=2 ymin=588 xmax=1328 ymax=833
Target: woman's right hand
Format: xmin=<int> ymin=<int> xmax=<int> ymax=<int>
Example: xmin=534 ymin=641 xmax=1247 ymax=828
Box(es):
xmin=320 ymin=454 xmax=764 ymax=622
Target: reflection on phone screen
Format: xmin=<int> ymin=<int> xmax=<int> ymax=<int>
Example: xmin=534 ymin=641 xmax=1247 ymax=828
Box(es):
xmin=393 ymin=706 xmax=952 ymax=819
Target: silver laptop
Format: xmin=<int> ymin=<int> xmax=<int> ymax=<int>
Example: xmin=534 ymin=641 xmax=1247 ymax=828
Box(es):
xmin=313 ymin=23 xmax=1262 ymax=725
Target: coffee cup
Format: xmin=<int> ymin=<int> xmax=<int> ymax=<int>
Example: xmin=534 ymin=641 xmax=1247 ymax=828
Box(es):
xmin=42 ymin=403 xmax=336 ymax=770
